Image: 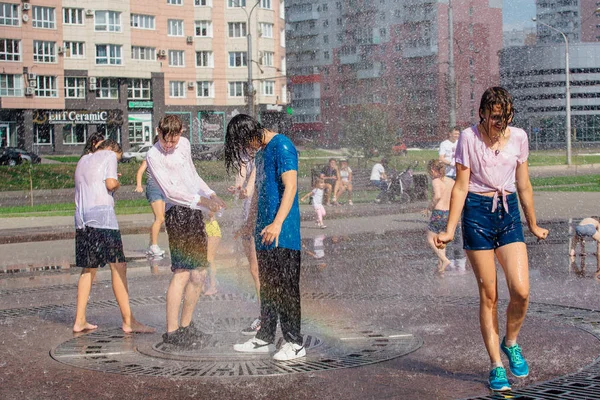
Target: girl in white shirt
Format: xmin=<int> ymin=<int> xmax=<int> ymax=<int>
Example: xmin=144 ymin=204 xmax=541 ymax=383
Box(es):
xmin=301 ymin=178 xmax=327 ymax=229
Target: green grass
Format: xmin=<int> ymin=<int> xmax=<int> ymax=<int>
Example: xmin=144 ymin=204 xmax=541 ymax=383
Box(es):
xmin=44 ymin=155 xmax=81 ymax=163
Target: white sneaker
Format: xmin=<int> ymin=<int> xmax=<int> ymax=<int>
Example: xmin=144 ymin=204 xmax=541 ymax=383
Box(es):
xmin=147 ymin=245 xmax=165 ymax=257
xmin=273 ymin=342 xmax=306 ymax=361
xmin=233 ymin=337 xmax=275 ymax=353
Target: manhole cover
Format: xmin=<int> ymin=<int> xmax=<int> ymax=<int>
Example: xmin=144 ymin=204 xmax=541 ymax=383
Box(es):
xmin=51 ymin=316 xmax=422 ymax=377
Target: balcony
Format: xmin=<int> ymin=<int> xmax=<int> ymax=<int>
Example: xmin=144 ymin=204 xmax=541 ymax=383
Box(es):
xmin=340 ymin=53 xmax=359 ymax=64
xmin=288 ymin=11 xmax=320 ymax=22
xmin=357 ymin=62 xmax=382 ymax=79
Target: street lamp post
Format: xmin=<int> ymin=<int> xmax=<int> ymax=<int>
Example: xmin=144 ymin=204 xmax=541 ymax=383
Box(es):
xmin=447 ymin=0 xmax=456 ymax=127
xmin=245 ymin=0 xmax=261 ymax=117
xmin=532 ymin=17 xmax=571 ymax=165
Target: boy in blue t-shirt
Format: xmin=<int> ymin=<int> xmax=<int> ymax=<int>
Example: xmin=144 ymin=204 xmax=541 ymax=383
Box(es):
xmin=225 ymin=114 xmax=305 ymax=362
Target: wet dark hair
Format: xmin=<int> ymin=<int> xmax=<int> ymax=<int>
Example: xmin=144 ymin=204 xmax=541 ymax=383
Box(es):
xmin=96 ymin=139 xmax=122 ymax=155
xmin=158 ymin=115 xmax=183 ymax=139
xmin=152 ymin=134 xmax=159 ymax=145
xmin=328 ymin=158 xmax=336 ymax=163
xmin=449 ymin=126 xmax=460 ymax=133
xmin=224 ymin=114 xmax=264 ymax=175
xmin=479 ymin=87 xmax=515 ymax=131
xmin=82 ymin=132 xmax=105 ymax=156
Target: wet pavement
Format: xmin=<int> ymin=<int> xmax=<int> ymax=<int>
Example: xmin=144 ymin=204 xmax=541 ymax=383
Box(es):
xmin=1 ymin=191 xmax=600 ymax=399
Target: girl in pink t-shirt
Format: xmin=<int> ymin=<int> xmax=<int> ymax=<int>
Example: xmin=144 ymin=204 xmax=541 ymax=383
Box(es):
xmin=434 ymin=87 xmax=548 ymax=392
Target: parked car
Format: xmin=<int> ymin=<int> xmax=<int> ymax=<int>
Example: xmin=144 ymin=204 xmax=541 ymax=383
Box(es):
xmin=191 ymin=144 xmax=224 ymax=161
xmin=122 ymin=144 xmax=153 ymax=162
xmin=6 ymin=147 xmax=41 ymax=164
xmin=0 ymin=148 xmax=23 ymax=166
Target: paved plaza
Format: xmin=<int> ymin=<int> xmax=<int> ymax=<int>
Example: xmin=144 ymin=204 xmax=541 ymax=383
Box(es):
xmin=1 ymin=188 xmax=600 ymax=399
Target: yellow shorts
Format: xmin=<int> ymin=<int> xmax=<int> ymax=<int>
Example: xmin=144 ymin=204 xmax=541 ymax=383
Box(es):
xmin=205 ymin=219 xmax=222 ymax=238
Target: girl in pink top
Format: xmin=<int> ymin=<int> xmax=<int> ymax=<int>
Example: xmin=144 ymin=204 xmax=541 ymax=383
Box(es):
xmin=434 ymin=87 xmax=548 ymax=392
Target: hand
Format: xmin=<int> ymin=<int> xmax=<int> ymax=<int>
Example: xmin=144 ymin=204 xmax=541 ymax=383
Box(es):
xmin=261 ymin=221 xmax=282 ymax=247
xmin=434 ymin=231 xmax=454 ymax=249
xmin=239 ymin=187 xmax=249 ymax=199
xmin=135 ymin=185 xmax=144 ymax=193
xmin=421 ymin=209 xmax=430 ymax=217
xmin=203 ymin=198 xmax=222 ymax=213
xmin=227 ymin=185 xmax=239 ymax=194
xmin=210 ymin=194 xmax=227 ymax=209
xmin=530 ymin=225 xmax=549 ymax=241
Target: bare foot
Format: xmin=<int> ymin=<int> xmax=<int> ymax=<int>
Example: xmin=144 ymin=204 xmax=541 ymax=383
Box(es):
xmin=437 ymin=259 xmax=451 ymax=274
xmin=204 ymin=287 xmax=218 ymax=296
xmin=73 ymin=322 xmax=98 ymax=333
xmin=123 ymin=319 xmax=156 ymax=334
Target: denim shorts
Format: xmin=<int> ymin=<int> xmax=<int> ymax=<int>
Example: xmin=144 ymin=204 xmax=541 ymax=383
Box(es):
xmin=145 ymin=178 xmax=166 ymax=204
xmin=462 ymin=192 xmax=524 ymax=250
xmin=575 ymin=224 xmax=597 ymax=237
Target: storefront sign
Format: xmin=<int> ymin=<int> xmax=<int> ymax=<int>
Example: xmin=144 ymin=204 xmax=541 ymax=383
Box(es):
xmin=199 ymin=111 xmax=225 ymax=143
xmin=33 ymin=110 xmax=124 ymax=125
xmin=128 ymin=101 xmax=154 ymax=109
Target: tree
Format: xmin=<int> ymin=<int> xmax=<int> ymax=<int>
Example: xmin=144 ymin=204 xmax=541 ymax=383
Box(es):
xmin=340 ymin=105 xmax=397 ymax=167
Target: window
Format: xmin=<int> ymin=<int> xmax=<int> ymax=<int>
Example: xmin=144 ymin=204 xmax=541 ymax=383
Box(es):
xmin=0 ymin=3 xmax=19 ymax=26
xmin=64 ymin=41 xmax=85 ymax=58
xmin=167 ymin=0 xmax=183 ymax=4
xmin=263 ymin=80 xmax=274 ymax=95
xmin=128 ymin=122 xmax=148 ymax=144
xmin=63 ymin=8 xmax=83 ymax=25
xmin=130 ymin=14 xmax=155 ymax=29
xmin=131 ymin=46 xmax=156 ymax=60
xmin=228 ymin=22 xmax=247 ymax=37
xmin=33 ymin=6 xmax=56 ymax=29
xmin=0 ymin=39 xmax=20 ymax=61
xmin=63 ymin=125 xmax=87 ymax=145
xmin=228 ymin=0 xmax=246 ymax=6
xmin=64 ymin=77 xmax=86 ymax=98
xmin=280 ymin=29 xmax=285 ymax=47
xmin=323 ymin=35 xmax=329 ymax=44
xmin=33 ymin=41 xmax=56 ymax=63
xmin=36 ymin=76 xmax=57 ymax=97
xmin=34 ymin=125 xmax=53 ymax=145
xmin=261 ymin=51 xmax=273 ymax=66
xmin=280 ymin=0 xmax=285 ymax=18
xmin=96 ymin=44 xmax=122 ymax=65
xmin=97 ymin=78 xmax=119 ymax=99
xmin=195 ymin=21 xmax=212 ymax=37
xmin=0 ymin=74 xmax=22 ymax=96
xmin=195 ymin=0 xmax=211 ymax=5
xmin=127 ymin=79 xmax=152 ymax=99
xmin=229 ymin=51 xmax=247 ymax=67
xmin=260 ymin=23 xmax=273 ymax=38
xmin=197 ymin=81 xmax=213 ymax=97
xmin=169 ymin=81 xmax=186 ymax=98
xmin=261 ymin=0 xmax=271 ymax=9
xmin=228 ymin=81 xmax=246 ymax=97
xmin=168 ymin=50 xmax=185 ymax=66
xmin=324 ymin=51 xmax=329 ymax=59
xmin=168 ymin=19 xmax=184 ymax=36
xmin=195 ymin=51 xmax=213 ymax=67
xmin=95 ymin=11 xmax=121 ymax=32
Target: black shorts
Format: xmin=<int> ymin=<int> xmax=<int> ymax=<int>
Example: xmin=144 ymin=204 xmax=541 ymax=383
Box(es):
xmin=165 ymin=205 xmax=208 ymax=272
xmin=75 ymin=227 xmax=125 ymax=268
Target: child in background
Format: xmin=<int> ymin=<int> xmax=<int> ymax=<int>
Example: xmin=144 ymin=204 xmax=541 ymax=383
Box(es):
xmin=203 ymin=212 xmax=221 ymax=296
xmin=424 ymin=159 xmax=455 ymax=274
xmin=301 ymin=178 xmax=327 ymax=229
xmin=570 ymin=217 xmax=600 ymax=256
xmin=73 ymin=139 xmax=154 ymax=334
xmin=336 ymin=159 xmax=353 ymax=205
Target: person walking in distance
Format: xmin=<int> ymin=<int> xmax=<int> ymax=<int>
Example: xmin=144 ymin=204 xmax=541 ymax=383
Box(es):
xmin=225 ymin=114 xmax=305 ymax=361
xmin=73 ymin=139 xmax=155 ymax=334
xmin=135 ymin=136 xmax=166 ymax=257
xmin=435 ymin=87 xmax=548 ymax=392
xmin=439 ymin=127 xmax=460 ymax=180
xmin=146 ymin=115 xmax=226 ymax=347
xmin=370 ymin=158 xmax=388 ymax=203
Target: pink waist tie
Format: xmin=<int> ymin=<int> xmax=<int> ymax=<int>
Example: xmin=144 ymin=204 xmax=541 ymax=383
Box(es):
xmin=491 ymin=187 xmax=509 ymax=213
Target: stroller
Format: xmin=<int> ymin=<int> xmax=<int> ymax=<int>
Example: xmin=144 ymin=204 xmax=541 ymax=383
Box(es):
xmin=385 ymin=161 xmax=418 ymax=203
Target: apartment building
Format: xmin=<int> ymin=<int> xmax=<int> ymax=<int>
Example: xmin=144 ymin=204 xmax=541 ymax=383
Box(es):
xmin=500 ymin=0 xmax=600 ymax=148
xmin=285 ymin=0 xmax=503 ymax=147
xmin=0 ymin=0 xmax=287 ymax=154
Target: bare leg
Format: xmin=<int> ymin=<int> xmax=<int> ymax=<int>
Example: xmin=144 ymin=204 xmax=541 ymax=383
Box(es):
xmin=467 ymin=249 xmax=502 ymax=364
xmin=427 ymin=231 xmax=450 ymax=272
xmin=347 ymin=183 xmax=353 ymax=202
xmin=204 ymin=236 xmax=220 ymax=295
xmin=73 ymin=268 xmax=98 ymax=332
xmin=166 ymin=269 xmax=191 ymax=333
xmin=180 ymin=269 xmax=206 ymax=327
xmin=243 ymin=236 xmax=260 ymax=302
xmin=495 ymin=242 xmax=530 ymax=343
xmin=149 ymin=200 xmax=165 ymax=246
xmin=323 ymin=183 xmax=332 ymax=205
xmin=110 ymin=262 xmax=155 ymax=333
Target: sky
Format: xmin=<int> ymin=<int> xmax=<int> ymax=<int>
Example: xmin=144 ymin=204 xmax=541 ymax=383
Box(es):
xmin=503 ymin=0 xmax=536 ymax=31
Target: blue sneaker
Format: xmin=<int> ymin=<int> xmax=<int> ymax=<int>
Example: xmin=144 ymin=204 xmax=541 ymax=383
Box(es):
xmin=488 ymin=367 xmax=511 ymax=392
xmin=501 ymin=337 xmax=529 ymax=377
